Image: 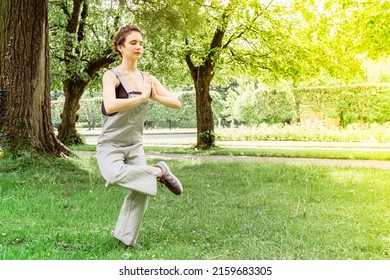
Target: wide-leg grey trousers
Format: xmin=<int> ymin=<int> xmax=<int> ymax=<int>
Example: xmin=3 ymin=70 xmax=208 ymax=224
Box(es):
xmin=96 ymin=141 xmax=158 ymax=246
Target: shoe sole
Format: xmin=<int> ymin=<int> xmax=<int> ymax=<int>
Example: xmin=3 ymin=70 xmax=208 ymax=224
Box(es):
xmin=159 ymin=161 xmax=183 ymax=195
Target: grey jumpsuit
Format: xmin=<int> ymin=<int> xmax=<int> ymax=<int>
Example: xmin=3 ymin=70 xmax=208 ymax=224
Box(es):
xmin=96 ymin=69 xmax=157 ymax=246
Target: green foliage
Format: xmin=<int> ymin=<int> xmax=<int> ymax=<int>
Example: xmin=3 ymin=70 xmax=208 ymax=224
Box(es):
xmin=51 ymin=99 xmax=64 ymax=127
xmin=145 ymin=91 xmax=196 ymax=129
xmin=216 ymin=123 xmax=390 ymax=143
xmin=231 ymin=84 xmax=296 ymax=125
xmin=344 ymin=0 xmax=390 ymax=60
xmin=293 ymin=84 xmax=390 ymax=126
xmin=77 ymin=98 xmax=102 ymax=130
xmin=266 ymin=0 xmax=365 ymax=85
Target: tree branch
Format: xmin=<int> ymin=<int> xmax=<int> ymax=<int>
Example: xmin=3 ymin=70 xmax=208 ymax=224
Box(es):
xmin=77 ymin=1 xmax=88 ymax=43
xmin=67 ymin=0 xmax=83 ymax=34
xmin=85 ymin=48 xmax=116 ymax=79
xmin=222 ymin=1 xmax=272 ymax=50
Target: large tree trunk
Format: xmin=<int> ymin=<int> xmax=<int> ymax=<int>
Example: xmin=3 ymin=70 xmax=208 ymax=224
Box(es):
xmin=0 ymin=0 xmax=69 ymax=156
xmin=195 ymin=76 xmax=215 ymax=148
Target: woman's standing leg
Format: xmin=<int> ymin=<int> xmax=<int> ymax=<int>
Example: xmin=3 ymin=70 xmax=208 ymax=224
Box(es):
xmin=112 ymin=191 xmax=148 ymax=246
xmin=112 ymin=142 xmax=151 ymax=247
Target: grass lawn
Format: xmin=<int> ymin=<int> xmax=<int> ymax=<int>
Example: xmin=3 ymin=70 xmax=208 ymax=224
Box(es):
xmin=1 ymin=152 xmax=390 ymax=260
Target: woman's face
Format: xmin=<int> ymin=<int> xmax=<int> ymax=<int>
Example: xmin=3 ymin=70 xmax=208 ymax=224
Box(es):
xmin=118 ymin=31 xmax=144 ymax=59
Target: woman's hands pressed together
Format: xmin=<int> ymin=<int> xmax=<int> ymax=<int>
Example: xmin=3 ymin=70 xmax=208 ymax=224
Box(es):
xmin=141 ymin=73 xmax=153 ymax=101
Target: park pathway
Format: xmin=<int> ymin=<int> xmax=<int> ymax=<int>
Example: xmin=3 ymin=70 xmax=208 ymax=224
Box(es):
xmin=74 ymin=151 xmax=390 ymax=170
xmin=146 ymin=153 xmax=390 ymax=170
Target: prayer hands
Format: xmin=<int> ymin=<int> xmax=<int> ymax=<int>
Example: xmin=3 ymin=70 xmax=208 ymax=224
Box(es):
xmin=141 ymin=73 xmax=153 ymax=100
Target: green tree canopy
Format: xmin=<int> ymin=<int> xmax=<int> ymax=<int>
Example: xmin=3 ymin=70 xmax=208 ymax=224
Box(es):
xmin=346 ymin=0 xmax=390 ymax=60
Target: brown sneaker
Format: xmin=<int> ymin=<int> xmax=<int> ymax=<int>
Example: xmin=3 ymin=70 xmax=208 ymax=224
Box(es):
xmin=154 ymin=161 xmax=183 ymax=195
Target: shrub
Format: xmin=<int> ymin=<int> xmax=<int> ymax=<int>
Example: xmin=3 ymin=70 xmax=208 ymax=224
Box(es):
xmin=216 ymin=123 xmax=390 ymax=142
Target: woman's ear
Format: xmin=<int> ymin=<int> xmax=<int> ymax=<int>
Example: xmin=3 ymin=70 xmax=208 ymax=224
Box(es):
xmin=117 ymin=44 xmax=124 ymax=55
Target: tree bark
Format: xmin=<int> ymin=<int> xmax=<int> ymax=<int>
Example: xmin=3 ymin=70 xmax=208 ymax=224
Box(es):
xmin=185 ymin=58 xmax=215 ymax=149
xmin=57 ymin=79 xmax=86 ymax=145
xmin=0 ymin=0 xmax=69 ymax=156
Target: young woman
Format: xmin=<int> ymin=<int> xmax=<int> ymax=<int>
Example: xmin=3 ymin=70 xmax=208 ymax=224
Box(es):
xmin=96 ymin=25 xmax=183 ymax=248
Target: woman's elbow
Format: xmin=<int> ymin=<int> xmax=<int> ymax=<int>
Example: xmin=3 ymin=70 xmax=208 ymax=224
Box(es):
xmin=105 ymin=108 xmax=115 ymax=115
xmin=174 ymin=100 xmax=182 ymax=109
xmin=103 ymin=102 xmax=116 ymax=115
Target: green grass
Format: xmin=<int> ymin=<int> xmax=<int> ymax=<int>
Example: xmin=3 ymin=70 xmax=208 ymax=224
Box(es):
xmin=1 ymin=152 xmax=390 ymax=260
xmin=70 ymin=144 xmax=390 ymax=161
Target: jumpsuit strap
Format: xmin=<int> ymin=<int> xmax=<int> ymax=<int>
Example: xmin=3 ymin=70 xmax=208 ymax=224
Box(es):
xmin=110 ymin=69 xmax=134 ymax=94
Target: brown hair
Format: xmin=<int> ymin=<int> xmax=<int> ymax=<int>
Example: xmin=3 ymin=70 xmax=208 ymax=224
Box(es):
xmin=112 ymin=25 xmax=144 ymax=57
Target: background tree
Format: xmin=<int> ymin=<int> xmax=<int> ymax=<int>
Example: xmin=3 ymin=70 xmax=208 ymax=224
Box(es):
xmin=0 ymin=0 xmax=69 ymax=156
xmin=181 ymin=0 xmax=283 ymax=148
xmin=77 ymin=98 xmax=102 ymax=130
xmin=49 ymin=0 xmax=128 ymax=145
